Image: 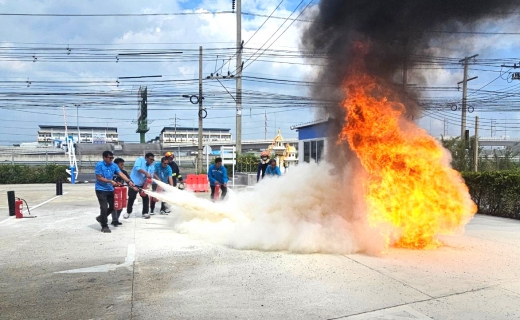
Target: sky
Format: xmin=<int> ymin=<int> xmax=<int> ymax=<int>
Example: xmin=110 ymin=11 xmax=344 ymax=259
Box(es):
xmin=0 ymin=0 xmax=520 ymax=145
xmin=412 ymin=13 xmax=520 ymax=141
xmin=0 ymin=0 xmax=314 ymax=145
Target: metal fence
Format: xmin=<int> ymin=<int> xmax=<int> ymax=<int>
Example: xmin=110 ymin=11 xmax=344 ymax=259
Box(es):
xmin=0 ymin=149 xmax=196 ymax=173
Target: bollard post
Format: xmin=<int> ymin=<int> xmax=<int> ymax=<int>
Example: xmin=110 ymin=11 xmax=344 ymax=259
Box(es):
xmin=70 ymin=166 xmax=76 ymax=184
xmin=7 ymin=191 xmax=15 ymax=216
xmin=56 ymin=180 xmax=63 ymax=196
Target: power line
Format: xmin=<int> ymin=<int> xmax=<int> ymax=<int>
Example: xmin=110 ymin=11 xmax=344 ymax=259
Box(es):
xmin=234 ymin=0 xmax=308 ymax=74
xmin=0 ymin=11 xmax=235 ymax=17
xmin=0 ymin=10 xmax=312 ymax=22
xmin=213 ymin=0 xmax=285 ymax=76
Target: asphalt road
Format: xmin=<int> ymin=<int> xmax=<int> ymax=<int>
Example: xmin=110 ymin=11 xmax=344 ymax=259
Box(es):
xmin=1 ymin=183 xmax=520 ymax=319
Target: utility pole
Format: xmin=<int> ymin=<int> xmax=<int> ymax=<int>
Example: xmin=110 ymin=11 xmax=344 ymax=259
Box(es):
xmin=236 ymin=0 xmax=243 ymax=155
xmin=75 ymin=104 xmax=80 ymax=144
xmin=474 ymin=116 xmax=479 ymax=172
xmin=136 ymin=86 xmax=149 ymax=143
xmin=504 ymin=115 xmax=507 ymax=139
xmin=172 ymin=113 xmax=181 ymax=143
xmin=457 ymin=54 xmax=478 ymax=140
xmin=198 ymin=46 xmax=203 ymax=173
xmin=264 ymin=111 xmax=267 ymax=140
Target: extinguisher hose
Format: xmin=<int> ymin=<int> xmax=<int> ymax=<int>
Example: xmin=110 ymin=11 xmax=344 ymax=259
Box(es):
xmin=17 ymin=198 xmax=32 ymax=216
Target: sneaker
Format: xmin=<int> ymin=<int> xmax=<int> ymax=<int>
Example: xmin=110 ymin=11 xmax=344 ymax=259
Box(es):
xmin=111 ymin=221 xmax=122 ymax=227
xmin=164 ymin=209 xmax=171 ymax=214
xmin=149 ymin=211 xmax=155 ymax=216
xmin=160 ymin=210 xmax=168 ymax=215
xmin=101 ymin=226 xmax=111 ymax=233
xmin=123 ymin=213 xmax=130 ymax=219
xmin=142 ymin=214 xmax=151 ymax=219
xmin=96 ymin=216 xmax=102 ymax=226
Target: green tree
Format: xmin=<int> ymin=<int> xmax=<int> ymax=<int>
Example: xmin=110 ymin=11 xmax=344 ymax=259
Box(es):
xmin=440 ymin=136 xmax=472 ymax=172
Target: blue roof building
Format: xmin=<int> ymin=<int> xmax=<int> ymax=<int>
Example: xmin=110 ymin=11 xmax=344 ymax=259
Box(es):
xmin=291 ymin=119 xmax=330 ymax=163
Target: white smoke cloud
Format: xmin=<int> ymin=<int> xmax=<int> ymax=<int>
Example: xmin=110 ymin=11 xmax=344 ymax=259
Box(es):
xmin=149 ymin=161 xmax=385 ymax=255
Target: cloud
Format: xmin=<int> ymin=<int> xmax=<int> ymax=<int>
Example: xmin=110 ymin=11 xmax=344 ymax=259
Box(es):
xmin=0 ymin=0 xmax=316 ymax=144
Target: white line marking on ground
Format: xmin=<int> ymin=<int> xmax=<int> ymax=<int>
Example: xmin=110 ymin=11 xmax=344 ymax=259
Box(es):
xmin=1 ymin=193 xmax=68 ymax=226
xmin=343 ymin=305 xmax=433 ymax=319
xmin=55 ymin=244 xmax=136 ymax=274
xmin=0 ymin=216 xmax=15 ymax=225
xmin=30 ymin=192 xmax=68 ymax=211
xmin=54 ymin=217 xmax=79 ymax=224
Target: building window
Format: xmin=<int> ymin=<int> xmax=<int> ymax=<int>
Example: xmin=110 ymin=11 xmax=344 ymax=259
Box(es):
xmin=316 ymin=140 xmax=324 ymax=163
xmin=303 ymin=140 xmax=324 ymax=164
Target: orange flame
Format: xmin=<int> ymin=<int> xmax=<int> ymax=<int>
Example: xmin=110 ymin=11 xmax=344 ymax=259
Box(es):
xmin=340 ymin=44 xmax=476 ymax=249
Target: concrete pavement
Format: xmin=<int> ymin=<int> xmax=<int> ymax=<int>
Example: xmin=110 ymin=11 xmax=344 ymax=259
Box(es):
xmin=1 ymin=183 xmax=519 ymax=319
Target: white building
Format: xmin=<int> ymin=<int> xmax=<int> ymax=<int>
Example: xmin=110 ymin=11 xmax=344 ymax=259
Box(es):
xmin=37 ymin=125 xmax=119 ymax=145
xmin=159 ymin=127 xmax=232 ymax=144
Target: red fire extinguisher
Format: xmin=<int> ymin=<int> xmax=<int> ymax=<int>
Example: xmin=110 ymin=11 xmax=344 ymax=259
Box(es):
xmin=213 ymin=184 xmax=221 ymax=202
xmin=122 ymin=187 xmax=128 ymax=208
xmin=140 ymin=178 xmax=152 ymax=197
xmin=114 ymin=186 xmax=126 ymax=210
xmin=12 ymin=197 xmax=36 ymax=219
xmin=15 ymin=198 xmax=24 ymax=219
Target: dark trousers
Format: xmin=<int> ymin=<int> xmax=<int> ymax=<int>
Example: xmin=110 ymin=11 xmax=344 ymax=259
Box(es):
xmin=150 ymin=184 xmax=166 ymax=212
xmin=112 ymin=209 xmax=122 ymax=222
xmin=127 ymin=186 xmax=149 ymax=215
xmin=96 ymin=190 xmax=114 ymax=228
xmin=210 ymin=185 xmax=227 ymax=201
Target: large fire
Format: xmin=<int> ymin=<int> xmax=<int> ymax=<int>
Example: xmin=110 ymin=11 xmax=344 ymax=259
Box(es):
xmin=339 ymin=44 xmax=476 ymax=249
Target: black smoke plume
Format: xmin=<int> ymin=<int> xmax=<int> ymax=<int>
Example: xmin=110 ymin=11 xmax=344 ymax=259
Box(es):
xmin=301 ymin=0 xmax=520 ymax=164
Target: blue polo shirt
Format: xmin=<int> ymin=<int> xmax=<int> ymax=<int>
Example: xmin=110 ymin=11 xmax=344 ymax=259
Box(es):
xmin=154 ymin=162 xmax=172 ymax=184
xmin=130 ymin=156 xmax=155 ymax=186
xmin=95 ymin=161 xmax=121 ymax=191
xmin=265 ymin=165 xmax=282 ymax=176
xmin=208 ymin=164 xmax=228 ymax=186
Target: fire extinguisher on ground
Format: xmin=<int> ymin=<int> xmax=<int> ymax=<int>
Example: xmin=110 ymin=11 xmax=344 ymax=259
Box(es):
xmin=15 ymin=198 xmax=36 ymax=219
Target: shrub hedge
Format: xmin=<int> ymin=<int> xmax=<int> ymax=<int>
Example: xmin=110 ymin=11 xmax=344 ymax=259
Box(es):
xmin=0 ymin=164 xmax=69 ymax=184
xmin=222 ymin=154 xmax=260 ymax=174
xmin=462 ymin=171 xmax=520 ymax=220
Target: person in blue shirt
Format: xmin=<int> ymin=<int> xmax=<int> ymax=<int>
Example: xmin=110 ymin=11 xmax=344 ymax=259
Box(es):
xmin=208 ymin=157 xmax=228 ymax=201
xmin=124 ymin=152 xmax=155 ymax=219
xmin=265 ymin=159 xmax=282 ymax=177
xmin=95 ymin=151 xmax=134 ymax=233
xmin=150 ymin=156 xmax=173 ymax=215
